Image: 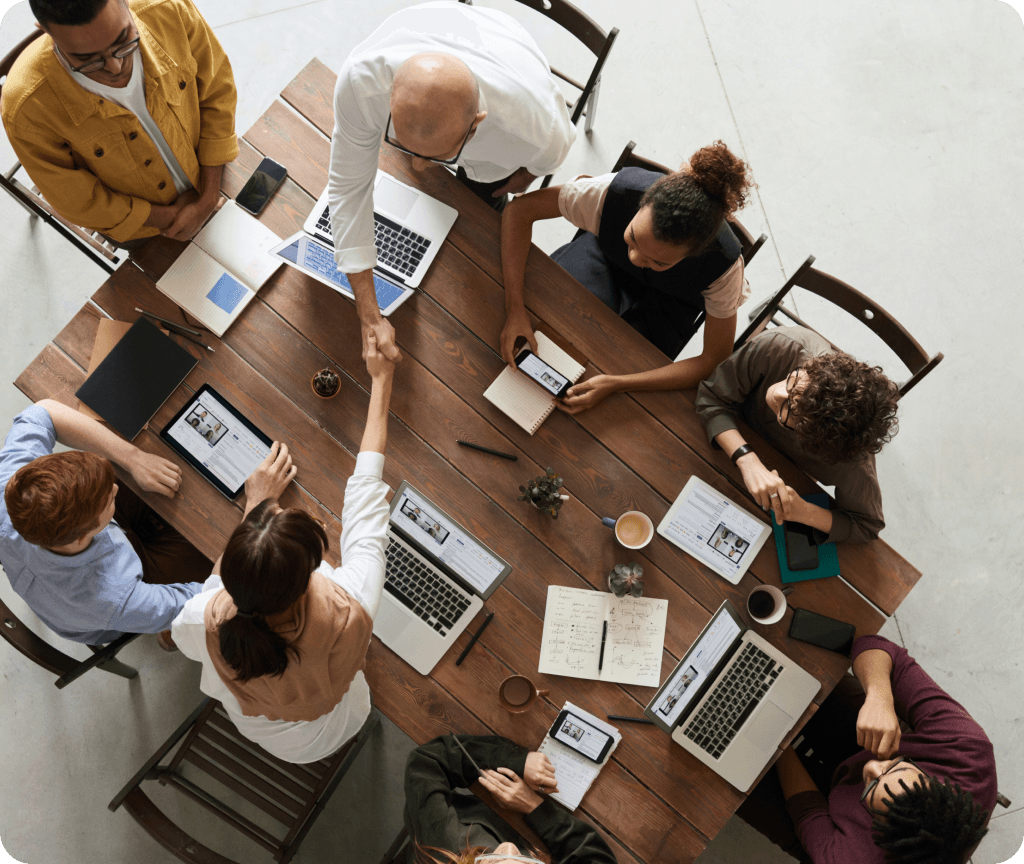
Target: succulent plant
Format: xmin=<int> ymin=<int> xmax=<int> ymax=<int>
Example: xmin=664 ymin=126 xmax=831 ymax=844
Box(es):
xmin=312 ymin=368 xmax=340 ymax=398
xmin=518 ymin=467 xmax=566 ymax=519
xmin=608 ymin=562 xmax=645 ymax=598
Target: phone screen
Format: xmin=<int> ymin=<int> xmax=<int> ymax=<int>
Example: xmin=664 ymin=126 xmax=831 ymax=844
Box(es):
xmin=784 ymin=520 xmax=819 ymax=570
xmin=236 ymin=158 xmax=287 ymax=216
xmin=789 ymin=608 xmax=856 ymax=655
xmin=551 ymin=711 xmax=613 ymax=763
xmin=515 ymin=349 xmax=570 ymax=397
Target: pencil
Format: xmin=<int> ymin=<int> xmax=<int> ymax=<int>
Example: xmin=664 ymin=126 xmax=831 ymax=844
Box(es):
xmin=457 ymin=440 xmax=517 ymax=461
xmin=455 ymin=611 xmax=494 ymax=666
xmin=606 ymin=715 xmax=655 ymax=725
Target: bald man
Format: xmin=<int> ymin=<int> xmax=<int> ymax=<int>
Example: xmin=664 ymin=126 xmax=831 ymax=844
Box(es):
xmin=327 ymin=0 xmax=575 ymax=361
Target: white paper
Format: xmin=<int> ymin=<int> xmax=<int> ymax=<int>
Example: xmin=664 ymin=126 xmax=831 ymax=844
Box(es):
xmin=538 ymin=702 xmax=621 ymax=811
xmin=156 ymin=244 xmax=248 ymax=337
xmin=537 ymin=586 xmax=667 ymax=687
xmin=193 ymin=200 xmax=281 ymax=289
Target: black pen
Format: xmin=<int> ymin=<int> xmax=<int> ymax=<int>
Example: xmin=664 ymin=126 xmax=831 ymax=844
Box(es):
xmin=457 ymin=440 xmax=517 ymax=461
xmin=598 ymin=620 xmax=607 ymax=672
xmin=455 ymin=611 xmax=494 ymax=666
xmin=607 ymin=715 xmax=655 ymax=725
xmin=135 ymin=306 xmax=204 ymax=336
xmin=450 ymin=733 xmax=484 ymax=777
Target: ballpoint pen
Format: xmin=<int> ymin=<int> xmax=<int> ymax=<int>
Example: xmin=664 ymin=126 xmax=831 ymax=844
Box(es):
xmin=455 ymin=611 xmax=494 ymax=666
xmin=134 ymin=306 xmax=204 ymax=336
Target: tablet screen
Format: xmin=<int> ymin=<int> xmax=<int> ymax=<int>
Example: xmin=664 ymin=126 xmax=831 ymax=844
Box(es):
xmin=160 ymin=385 xmax=273 ymax=499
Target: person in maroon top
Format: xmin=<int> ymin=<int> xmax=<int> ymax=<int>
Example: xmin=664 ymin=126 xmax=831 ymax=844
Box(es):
xmin=737 ymin=635 xmax=996 ymax=864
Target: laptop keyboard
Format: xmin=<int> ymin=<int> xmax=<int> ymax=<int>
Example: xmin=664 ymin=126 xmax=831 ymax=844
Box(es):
xmin=315 ymin=206 xmax=431 ymax=280
xmin=383 ymin=535 xmax=471 ymax=637
xmin=683 ymin=642 xmax=782 ymax=760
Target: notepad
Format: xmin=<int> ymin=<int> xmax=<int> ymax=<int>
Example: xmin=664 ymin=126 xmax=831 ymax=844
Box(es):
xmin=538 ymin=585 xmax=668 ymax=687
xmin=155 ymin=201 xmax=281 ymax=336
xmin=483 ymin=331 xmax=586 ymax=435
xmin=537 ymin=702 xmax=620 ymax=811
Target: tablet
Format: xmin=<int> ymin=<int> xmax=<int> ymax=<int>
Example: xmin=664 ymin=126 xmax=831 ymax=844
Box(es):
xmin=160 ymin=384 xmax=274 ymax=500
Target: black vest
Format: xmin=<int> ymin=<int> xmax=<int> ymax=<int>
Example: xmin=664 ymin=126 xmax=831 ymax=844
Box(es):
xmin=597 ymin=167 xmax=742 ymax=307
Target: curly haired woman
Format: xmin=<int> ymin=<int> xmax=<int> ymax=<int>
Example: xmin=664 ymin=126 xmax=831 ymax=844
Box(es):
xmin=695 ymin=326 xmax=900 ymax=543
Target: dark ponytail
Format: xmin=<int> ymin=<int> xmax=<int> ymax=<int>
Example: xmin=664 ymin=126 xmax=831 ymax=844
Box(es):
xmin=639 ymin=140 xmax=755 ymax=254
xmin=218 ymin=500 xmax=329 ymax=682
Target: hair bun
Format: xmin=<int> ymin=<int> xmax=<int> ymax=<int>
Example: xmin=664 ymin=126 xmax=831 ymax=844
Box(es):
xmin=688 ymin=140 xmax=754 ymax=215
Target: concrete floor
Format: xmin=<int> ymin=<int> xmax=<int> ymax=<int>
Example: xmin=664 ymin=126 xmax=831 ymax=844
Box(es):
xmin=1 ymin=0 xmax=1022 ymax=862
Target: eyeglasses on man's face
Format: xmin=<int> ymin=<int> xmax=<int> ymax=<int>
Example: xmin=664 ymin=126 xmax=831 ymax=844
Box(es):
xmin=777 ymin=369 xmax=801 ymax=430
xmin=860 ymin=756 xmax=923 ymax=806
xmin=383 ymin=111 xmax=475 ymax=166
xmin=60 ymin=19 xmax=140 ymax=74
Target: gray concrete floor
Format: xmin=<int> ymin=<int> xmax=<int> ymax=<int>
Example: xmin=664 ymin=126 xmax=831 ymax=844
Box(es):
xmin=1 ymin=0 xmax=1022 ymax=862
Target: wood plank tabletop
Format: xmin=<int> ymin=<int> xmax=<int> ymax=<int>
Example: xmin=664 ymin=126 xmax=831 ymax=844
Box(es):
xmin=13 ymin=58 xmax=923 ymax=864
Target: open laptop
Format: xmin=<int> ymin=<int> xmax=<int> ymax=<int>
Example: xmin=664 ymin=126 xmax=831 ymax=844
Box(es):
xmin=303 ymin=170 xmax=458 ymax=289
xmin=644 ymin=600 xmax=820 ymax=792
xmin=374 ymin=481 xmax=511 ymax=676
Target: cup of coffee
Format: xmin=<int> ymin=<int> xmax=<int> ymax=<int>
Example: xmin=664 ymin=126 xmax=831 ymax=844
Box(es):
xmin=601 ymin=511 xmax=654 ymax=549
xmin=747 ymin=585 xmax=794 ymax=625
xmin=499 ymin=675 xmax=549 ymax=713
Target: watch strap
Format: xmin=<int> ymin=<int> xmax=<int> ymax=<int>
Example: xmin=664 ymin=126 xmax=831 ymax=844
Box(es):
xmin=730 ymin=444 xmax=755 ymax=464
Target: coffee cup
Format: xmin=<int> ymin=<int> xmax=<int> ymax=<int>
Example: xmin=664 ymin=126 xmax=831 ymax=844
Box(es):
xmin=601 ymin=511 xmax=654 ymax=549
xmin=746 ymin=585 xmax=794 ymax=625
xmin=499 ymin=675 xmax=549 ymax=713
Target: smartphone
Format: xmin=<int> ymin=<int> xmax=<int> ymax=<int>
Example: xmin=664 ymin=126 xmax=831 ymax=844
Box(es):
xmin=784 ymin=520 xmax=819 ymax=571
xmin=789 ymin=608 xmax=856 ymax=656
xmin=514 ymin=348 xmax=571 ymax=398
xmin=549 ymin=709 xmax=614 ymax=763
xmin=235 ymin=157 xmax=287 ymax=216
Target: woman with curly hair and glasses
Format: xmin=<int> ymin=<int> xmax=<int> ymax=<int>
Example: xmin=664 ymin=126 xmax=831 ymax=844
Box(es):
xmin=695 ymin=326 xmax=900 ymax=543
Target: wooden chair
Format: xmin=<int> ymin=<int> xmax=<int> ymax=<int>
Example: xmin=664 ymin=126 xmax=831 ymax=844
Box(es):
xmin=736 ymin=255 xmax=945 ymax=399
xmin=0 ymin=594 xmax=140 ymax=688
xmin=109 ymin=698 xmax=381 ymax=864
xmin=459 ymin=0 xmax=619 ymax=188
xmin=0 ymin=28 xmax=125 ymax=274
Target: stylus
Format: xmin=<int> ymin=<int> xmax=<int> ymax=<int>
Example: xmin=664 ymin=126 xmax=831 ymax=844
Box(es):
xmin=457 ymin=440 xmax=517 ymax=461
xmin=134 ymin=305 xmax=204 ymax=336
xmin=606 ymin=715 xmax=655 ymax=725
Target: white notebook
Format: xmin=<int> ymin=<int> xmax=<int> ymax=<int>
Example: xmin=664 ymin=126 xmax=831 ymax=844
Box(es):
xmin=483 ymin=331 xmax=586 ymax=435
xmin=156 ymin=201 xmax=282 ymax=336
xmin=537 ymin=702 xmax=620 ymax=811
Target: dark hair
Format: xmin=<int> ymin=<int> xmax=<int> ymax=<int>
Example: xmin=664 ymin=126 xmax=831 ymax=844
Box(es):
xmin=871 ymin=774 xmax=989 ymax=864
xmin=639 ymin=140 xmax=755 ymax=254
xmin=218 ymin=500 xmax=329 ymax=682
xmin=5 ymin=451 xmax=115 ymax=547
xmin=791 ymin=352 xmax=900 ymax=464
xmin=30 ymin=0 xmax=117 ymax=28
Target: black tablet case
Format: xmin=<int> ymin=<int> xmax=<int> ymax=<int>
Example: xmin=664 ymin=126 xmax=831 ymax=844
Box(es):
xmin=75 ymin=318 xmax=198 ymax=440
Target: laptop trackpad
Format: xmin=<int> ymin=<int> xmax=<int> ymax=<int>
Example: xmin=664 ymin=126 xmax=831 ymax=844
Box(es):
xmin=374 ymin=600 xmax=413 ymax=641
xmin=745 ymin=701 xmax=794 ymax=752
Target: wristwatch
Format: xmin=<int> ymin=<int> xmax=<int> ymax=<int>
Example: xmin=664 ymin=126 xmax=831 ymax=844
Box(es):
xmin=730 ymin=444 xmax=755 ymax=464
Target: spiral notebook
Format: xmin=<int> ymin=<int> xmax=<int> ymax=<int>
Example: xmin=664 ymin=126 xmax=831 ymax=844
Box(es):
xmin=537 ymin=702 xmax=620 ymax=811
xmin=483 ymin=330 xmax=586 ymax=435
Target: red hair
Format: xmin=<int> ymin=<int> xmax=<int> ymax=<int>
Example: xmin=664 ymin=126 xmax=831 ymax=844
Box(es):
xmin=5 ymin=451 xmax=116 ymax=547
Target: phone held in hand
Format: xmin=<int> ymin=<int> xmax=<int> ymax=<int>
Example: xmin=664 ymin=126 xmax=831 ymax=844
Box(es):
xmin=549 ymin=709 xmax=614 ymax=763
xmin=235 ymin=157 xmax=288 ymax=216
xmin=788 ymin=608 xmax=856 ymax=656
xmin=515 ymin=348 xmax=571 ymax=398
xmin=784 ymin=520 xmax=819 ymax=570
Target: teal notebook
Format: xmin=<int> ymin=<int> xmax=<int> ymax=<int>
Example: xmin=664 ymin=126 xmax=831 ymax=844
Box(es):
xmin=771 ymin=492 xmax=840 ymax=583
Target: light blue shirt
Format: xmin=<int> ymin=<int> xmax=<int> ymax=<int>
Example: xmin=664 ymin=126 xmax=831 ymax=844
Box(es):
xmin=0 ymin=406 xmax=201 ymax=644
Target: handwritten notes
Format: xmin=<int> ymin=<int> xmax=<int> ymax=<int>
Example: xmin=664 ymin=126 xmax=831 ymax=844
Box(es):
xmin=538 ymin=702 xmax=621 ymax=811
xmin=538 ymin=586 xmax=668 ymax=687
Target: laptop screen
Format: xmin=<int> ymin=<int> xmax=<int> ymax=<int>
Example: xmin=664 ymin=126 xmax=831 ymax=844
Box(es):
xmin=649 ymin=604 xmax=743 ymax=728
xmin=390 ymin=484 xmax=509 ymax=597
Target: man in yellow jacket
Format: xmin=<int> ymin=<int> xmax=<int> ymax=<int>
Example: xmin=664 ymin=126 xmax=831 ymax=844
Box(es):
xmin=2 ymin=0 xmax=238 ymax=245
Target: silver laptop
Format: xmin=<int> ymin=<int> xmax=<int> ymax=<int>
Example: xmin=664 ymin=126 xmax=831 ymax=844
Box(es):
xmin=303 ymin=170 xmax=458 ymax=289
xmin=645 ymin=600 xmax=820 ymax=792
xmin=374 ymin=481 xmax=512 ymax=676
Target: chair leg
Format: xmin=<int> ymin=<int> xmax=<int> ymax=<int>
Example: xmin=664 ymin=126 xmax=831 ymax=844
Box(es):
xmin=584 ymin=76 xmax=602 ymax=135
xmin=92 ymin=653 xmax=139 ymax=680
xmin=55 ymin=633 xmax=140 ymax=688
xmin=379 ymin=826 xmax=411 ymax=864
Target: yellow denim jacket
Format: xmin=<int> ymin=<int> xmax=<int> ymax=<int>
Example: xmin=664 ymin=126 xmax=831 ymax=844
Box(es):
xmin=1 ymin=0 xmax=238 ymax=242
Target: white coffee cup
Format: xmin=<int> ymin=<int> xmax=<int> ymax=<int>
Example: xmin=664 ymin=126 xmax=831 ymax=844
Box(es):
xmin=746 ymin=585 xmax=793 ymax=625
xmin=601 ymin=511 xmax=654 ymax=549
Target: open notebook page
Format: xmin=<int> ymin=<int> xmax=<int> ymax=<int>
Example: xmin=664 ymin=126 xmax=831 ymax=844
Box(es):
xmin=193 ymin=200 xmax=280 ymax=289
xmin=156 ymin=244 xmax=251 ymax=336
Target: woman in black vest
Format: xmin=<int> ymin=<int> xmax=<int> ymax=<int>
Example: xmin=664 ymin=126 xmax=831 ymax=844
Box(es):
xmin=501 ymin=141 xmax=754 ymax=414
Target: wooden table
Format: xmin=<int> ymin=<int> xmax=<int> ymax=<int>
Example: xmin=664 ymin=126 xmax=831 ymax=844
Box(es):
xmin=15 ymin=59 xmax=921 ymax=864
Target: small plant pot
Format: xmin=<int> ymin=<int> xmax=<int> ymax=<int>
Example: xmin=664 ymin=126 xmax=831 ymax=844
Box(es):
xmin=311 ymin=368 xmax=340 ymax=400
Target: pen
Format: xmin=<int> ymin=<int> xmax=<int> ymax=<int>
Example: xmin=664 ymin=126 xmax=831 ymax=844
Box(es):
xmin=449 ymin=733 xmax=484 ymax=777
xmin=135 ymin=306 xmax=204 ymax=337
xmin=171 ymin=330 xmax=215 ymax=353
xmin=598 ymin=620 xmax=607 ymax=672
xmin=455 ymin=611 xmax=494 ymax=666
xmin=457 ymin=440 xmax=517 ymax=461
xmin=606 ymin=715 xmax=655 ymax=725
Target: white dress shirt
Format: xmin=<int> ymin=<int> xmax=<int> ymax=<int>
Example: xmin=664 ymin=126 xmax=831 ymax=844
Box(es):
xmin=328 ymin=0 xmax=576 ymax=273
xmin=171 ymin=451 xmax=389 ymax=764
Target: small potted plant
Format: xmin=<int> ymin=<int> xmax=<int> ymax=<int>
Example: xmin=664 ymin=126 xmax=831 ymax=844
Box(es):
xmin=311 ymin=367 xmax=340 ymax=399
xmin=608 ymin=562 xmax=645 ymax=598
xmin=518 ymin=467 xmax=569 ymax=519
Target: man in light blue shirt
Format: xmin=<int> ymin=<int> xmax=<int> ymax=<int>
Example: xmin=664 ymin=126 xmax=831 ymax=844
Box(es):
xmin=0 ymin=400 xmax=208 ymax=645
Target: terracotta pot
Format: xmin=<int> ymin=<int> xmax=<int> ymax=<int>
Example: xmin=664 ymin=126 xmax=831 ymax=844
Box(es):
xmin=311 ymin=370 xmax=340 ymax=400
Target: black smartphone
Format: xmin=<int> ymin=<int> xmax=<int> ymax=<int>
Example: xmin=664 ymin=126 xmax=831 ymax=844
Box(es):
xmin=549 ymin=709 xmax=614 ymax=763
xmin=235 ymin=157 xmax=287 ymax=216
xmin=784 ymin=520 xmax=819 ymax=571
xmin=789 ymin=608 xmax=856 ymax=656
xmin=514 ymin=348 xmax=571 ymax=398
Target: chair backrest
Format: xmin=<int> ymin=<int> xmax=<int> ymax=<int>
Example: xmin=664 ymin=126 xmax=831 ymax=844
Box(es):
xmin=0 ymin=28 xmax=44 ymax=85
xmin=737 ymin=254 xmax=944 ymax=398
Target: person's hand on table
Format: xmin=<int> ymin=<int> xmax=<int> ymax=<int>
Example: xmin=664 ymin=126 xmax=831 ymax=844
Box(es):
xmin=243 ymin=442 xmax=297 ymax=514
xmin=361 ymin=317 xmax=401 ymax=364
xmin=500 ymin=307 xmax=537 ymax=365
xmin=736 ymin=452 xmax=788 ymax=515
xmin=364 ymin=331 xmax=396 ymax=382
xmin=479 ymin=767 xmax=544 ymax=813
xmin=857 ymin=691 xmax=902 ymax=759
xmin=523 ymin=751 xmax=559 ymax=794
xmin=558 ymin=375 xmax=619 ymax=415
xmin=493 ymin=167 xmax=536 ymax=198
xmin=127 ymin=449 xmax=182 ymax=498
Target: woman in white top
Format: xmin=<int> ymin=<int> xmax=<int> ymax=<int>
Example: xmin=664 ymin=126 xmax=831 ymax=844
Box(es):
xmin=171 ymin=335 xmax=395 ymax=764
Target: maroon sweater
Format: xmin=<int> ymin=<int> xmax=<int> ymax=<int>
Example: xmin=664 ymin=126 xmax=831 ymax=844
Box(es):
xmin=785 ymin=635 xmax=997 ymax=864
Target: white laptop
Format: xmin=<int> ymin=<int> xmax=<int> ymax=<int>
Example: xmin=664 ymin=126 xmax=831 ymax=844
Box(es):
xmin=374 ymin=481 xmax=512 ymax=676
xmin=644 ymin=600 xmax=820 ymax=792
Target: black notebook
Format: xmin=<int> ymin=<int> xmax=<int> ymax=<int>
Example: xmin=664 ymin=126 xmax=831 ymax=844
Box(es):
xmin=75 ymin=318 xmax=198 ymax=440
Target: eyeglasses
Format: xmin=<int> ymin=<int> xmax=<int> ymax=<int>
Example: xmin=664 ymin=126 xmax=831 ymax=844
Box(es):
xmin=777 ymin=370 xmax=801 ymax=430
xmin=474 ymin=856 xmax=545 ymax=864
xmin=383 ymin=111 xmax=475 ymax=166
xmin=60 ymin=30 xmax=140 ymax=74
xmin=860 ymin=756 xmax=922 ymax=806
